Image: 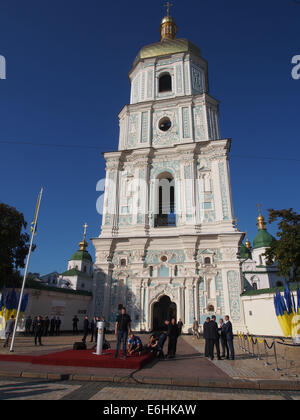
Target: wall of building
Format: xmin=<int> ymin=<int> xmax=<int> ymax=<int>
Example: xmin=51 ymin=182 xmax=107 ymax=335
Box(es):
xmin=241 ymin=291 xmax=297 ymax=337
xmin=23 ymin=287 xmax=93 ymax=331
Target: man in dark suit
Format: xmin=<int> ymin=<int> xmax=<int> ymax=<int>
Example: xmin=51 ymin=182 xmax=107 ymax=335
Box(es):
xmin=82 ymin=316 xmax=90 ymax=343
xmin=203 ymin=317 xmax=211 ymax=357
xmin=3 ymin=316 xmax=15 ymax=348
xmin=55 ymin=317 xmax=61 ymax=336
xmin=50 ymin=317 xmax=56 ymax=336
xmin=211 ymin=316 xmax=221 ymax=360
xmin=34 ymin=316 xmax=43 ymax=346
xmin=72 ymin=316 xmax=79 ymax=335
xmin=219 ymin=318 xmax=228 ymax=359
xmin=43 ymin=316 xmax=50 ymax=336
xmin=223 ymin=315 xmax=235 ymax=360
xmin=90 ymin=316 xmax=98 ymax=342
xmin=167 ymin=318 xmax=179 ymax=358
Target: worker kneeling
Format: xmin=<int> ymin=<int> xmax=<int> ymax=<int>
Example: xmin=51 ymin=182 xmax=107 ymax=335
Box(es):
xmin=128 ymin=333 xmax=143 ymax=356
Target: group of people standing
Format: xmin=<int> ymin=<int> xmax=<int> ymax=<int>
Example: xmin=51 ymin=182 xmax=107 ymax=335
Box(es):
xmin=81 ymin=315 xmax=107 ymax=344
xmin=25 ymin=315 xmax=62 ymax=338
xmin=203 ymin=315 xmax=235 ymax=361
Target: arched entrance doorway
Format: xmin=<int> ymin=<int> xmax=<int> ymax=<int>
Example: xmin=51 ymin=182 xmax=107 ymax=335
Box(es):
xmin=152 ymin=295 xmax=177 ymax=331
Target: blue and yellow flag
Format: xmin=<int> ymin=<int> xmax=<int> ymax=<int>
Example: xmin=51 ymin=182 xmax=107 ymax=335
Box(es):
xmin=0 ymin=287 xmax=5 ymax=317
xmin=5 ymin=289 xmax=18 ymax=321
xmin=19 ymin=294 xmax=29 ymax=320
xmin=274 ymin=285 xmax=299 ymax=337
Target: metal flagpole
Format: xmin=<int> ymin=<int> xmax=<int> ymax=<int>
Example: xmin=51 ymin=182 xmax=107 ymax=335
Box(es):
xmin=9 ymin=187 xmax=44 ymax=353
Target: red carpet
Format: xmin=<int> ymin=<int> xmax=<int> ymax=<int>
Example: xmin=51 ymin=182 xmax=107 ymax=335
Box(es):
xmin=0 ymin=350 xmax=154 ymax=370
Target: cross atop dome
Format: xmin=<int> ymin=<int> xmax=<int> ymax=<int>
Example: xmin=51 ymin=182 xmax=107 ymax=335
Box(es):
xmin=164 ymin=1 xmax=173 ymax=16
xmin=79 ymin=222 xmax=88 ymax=251
xmin=160 ymin=1 xmax=177 ymax=41
xmin=257 ymin=203 xmax=267 ymax=230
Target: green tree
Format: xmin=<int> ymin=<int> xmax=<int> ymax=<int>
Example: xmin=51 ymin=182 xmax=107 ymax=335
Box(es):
xmin=264 ymin=208 xmax=300 ymax=282
xmin=0 ymin=202 xmax=35 ymax=288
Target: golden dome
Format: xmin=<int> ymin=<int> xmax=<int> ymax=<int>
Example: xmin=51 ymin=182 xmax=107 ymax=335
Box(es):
xmin=79 ymin=240 xmax=88 ymax=252
xmin=256 ymin=203 xmax=267 ymax=230
xmin=160 ymin=14 xmax=178 ymax=41
xmin=161 ymin=15 xmax=175 ymax=24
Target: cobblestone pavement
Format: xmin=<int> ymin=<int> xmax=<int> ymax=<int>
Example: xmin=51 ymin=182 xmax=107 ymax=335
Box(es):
xmin=0 ymin=377 xmax=298 ymax=401
xmin=184 ymin=335 xmax=300 ymax=380
xmin=1 ymin=333 xmax=299 ymax=381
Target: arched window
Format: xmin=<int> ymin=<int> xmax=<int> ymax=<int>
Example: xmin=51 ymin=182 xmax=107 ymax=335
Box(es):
xmin=120 ymin=259 xmax=127 ymax=267
xmin=149 ymin=266 xmax=154 ymax=277
xmin=174 ymin=265 xmax=178 ymax=277
xmin=204 ymin=257 xmax=211 ymax=265
xmin=159 ymin=73 xmax=172 ymax=93
xmin=155 ymin=172 xmax=176 ymax=227
xmin=207 ymin=304 xmax=215 ymax=312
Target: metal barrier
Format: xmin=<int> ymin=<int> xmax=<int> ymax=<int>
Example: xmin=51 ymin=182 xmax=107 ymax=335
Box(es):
xmin=237 ymin=332 xmax=300 ymax=375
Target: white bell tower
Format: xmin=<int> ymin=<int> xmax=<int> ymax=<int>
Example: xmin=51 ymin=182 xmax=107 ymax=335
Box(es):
xmin=93 ymin=8 xmax=245 ymax=333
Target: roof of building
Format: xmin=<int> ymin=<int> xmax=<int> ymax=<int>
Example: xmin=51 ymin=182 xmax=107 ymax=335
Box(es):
xmin=61 ymin=268 xmax=92 ymax=278
xmin=253 ymin=229 xmax=275 ymax=249
xmin=239 ymin=243 xmax=252 ymax=260
xmin=133 ymin=38 xmax=202 ymax=68
xmin=69 ymin=250 xmax=93 ymax=263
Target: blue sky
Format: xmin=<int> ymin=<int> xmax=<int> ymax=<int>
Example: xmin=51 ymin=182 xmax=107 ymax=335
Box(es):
xmin=0 ymin=0 xmax=299 ymax=275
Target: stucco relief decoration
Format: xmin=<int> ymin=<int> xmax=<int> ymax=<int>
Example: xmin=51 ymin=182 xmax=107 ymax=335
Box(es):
xmin=149 ymin=283 xmax=177 ymax=304
xmin=132 ymin=250 xmax=145 ymax=262
xmin=185 ymin=249 xmax=196 ymax=261
xmin=153 ymin=109 xmax=180 ymax=147
xmin=128 ymin=114 xmax=139 ymax=147
xmin=191 ymin=66 xmax=204 ymax=93
xmin=145 ymin=250 xmax=186 ymax=266
xmin=219 ymin=162 xmax=230 ymax=221
xmin=194 ymin=106 xmax=206 ymax=140
xmin=227 ymin=270 xmax=242 ymax=322
xmin=222 ymin=247 xmax=238 ymax=262
xmin=150 ymin=160 xmax=180 ymax=180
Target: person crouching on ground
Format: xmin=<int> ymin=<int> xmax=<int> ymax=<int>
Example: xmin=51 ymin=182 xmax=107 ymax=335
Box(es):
xmin=146 ymin=334 xmax=159 ymax=354
xmin=128 ymin=333 xmax=143 ymax=356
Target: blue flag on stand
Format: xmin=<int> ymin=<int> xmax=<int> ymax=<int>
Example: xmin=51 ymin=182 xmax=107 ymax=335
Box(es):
xmin=20 ymin=294 xmax=29 ymax=313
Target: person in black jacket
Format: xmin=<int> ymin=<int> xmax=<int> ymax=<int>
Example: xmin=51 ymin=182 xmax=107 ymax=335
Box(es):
xmin=34 ymin=316 xmax=43 ymax=346
xmin=203 ymin=317 xmax=211 ymax=357
xmin=90 ymin=316 xmax=98 ymax=342
xmin=219 ymin=318 xmax=228 ymax=358
xmin=50 ymin=317 xmax=56 ymax=336
xmin=223 ymin=315 xmax=235 ymax=360
xmin=55 ymin=317 xmax=61 ymax=336
xmin=43 ymin=316 xmax=50 ymax=336
xmin=82 ymin=316 xmax=90 ymax=343
xmin=167 ymin=318 xmax=179 ymax=358
xmin=72 ymin=316 xmax=79 ymax=335
xmin=211 ymin=316 xmax=221 ymax=360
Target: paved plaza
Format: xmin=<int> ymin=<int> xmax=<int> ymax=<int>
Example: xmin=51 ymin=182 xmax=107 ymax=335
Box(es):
xmin=0 ymin=377 xmax=299 ymax=401
xmin=0 ymin=333 xmax=299 ymax=400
